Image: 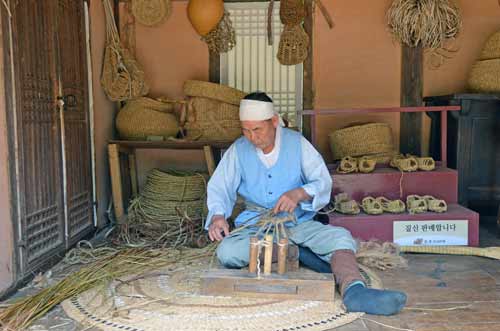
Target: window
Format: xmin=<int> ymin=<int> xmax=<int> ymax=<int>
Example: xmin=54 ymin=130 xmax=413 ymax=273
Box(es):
xmin=220 ymin=2 xmax=303 ymax=129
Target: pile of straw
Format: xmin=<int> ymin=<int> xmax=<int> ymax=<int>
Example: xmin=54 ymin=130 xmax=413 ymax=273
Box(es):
xmin=387 ymin=0 xmax=461 ymax=65
xmin=0 ymin=246 xmax=216 ymax=330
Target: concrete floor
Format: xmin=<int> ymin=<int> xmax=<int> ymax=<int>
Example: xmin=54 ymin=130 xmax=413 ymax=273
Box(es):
xmin=3 ymin=224 xmax=499 ymax=331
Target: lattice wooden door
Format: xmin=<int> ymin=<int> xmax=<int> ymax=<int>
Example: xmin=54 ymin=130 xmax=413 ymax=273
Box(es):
xmin=55 ymin=0 xmax=93 ymax=246
xmin=9 ymin=0 xmax=93 ymax=275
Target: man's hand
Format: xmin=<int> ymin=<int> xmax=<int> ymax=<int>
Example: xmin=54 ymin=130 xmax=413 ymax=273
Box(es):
xmin=208 ymin=215 xmax=230 ymax=242
xmin=273 ymin=188 xmax=311 ymax=214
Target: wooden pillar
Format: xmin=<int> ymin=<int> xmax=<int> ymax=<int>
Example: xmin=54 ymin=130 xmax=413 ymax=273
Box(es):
xmin=209 ymin=51 xmax=220 ymax=83
xmin=400 ymin=45 xmax=423 ymax=156
xmin=302 ymin=0 xmax=314 ymax=141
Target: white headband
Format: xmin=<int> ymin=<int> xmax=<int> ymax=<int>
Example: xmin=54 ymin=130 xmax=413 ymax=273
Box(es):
xmin=239 ymin=99 xmax=275 ymax=121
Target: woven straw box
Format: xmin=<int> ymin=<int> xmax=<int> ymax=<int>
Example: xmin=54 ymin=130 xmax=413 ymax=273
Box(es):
xmin=329 ymin=123 xmax=394 ymax=160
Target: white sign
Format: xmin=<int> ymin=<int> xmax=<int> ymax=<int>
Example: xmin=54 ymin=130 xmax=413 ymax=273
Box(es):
xmin=393 ymin=220 xmax=468 ymax=246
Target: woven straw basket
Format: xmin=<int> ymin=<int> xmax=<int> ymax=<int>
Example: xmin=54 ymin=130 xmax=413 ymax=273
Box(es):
xmin=116 ymin=97 xmax=180 ymax=140
xmin=183 ymin=80 xmax=246 ymax=106
xmin=329 ymin=123 xmax=394 ymax=160
xmin=479 ymin=30 xmax=500 ymax=60
xmin=468 ymin=59 xmax=500 ymax=93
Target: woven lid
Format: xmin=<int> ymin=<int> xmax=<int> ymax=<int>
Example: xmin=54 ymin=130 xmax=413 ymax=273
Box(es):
xmin=131 ymin=0 xmax=171 ymax=27
xmin=183 ymin=80 xmax=246 ymax=105
xmin=479 ymin=30 xmax=500 ymax=61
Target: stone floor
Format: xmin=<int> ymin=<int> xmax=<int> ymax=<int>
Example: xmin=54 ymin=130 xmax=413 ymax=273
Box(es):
xmin=2 ymin=223 xmax=500 ymax=331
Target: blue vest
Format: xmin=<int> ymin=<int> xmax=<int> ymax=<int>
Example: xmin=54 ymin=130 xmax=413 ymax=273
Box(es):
xmin=234 ymin=128 xmax=316 ymax=228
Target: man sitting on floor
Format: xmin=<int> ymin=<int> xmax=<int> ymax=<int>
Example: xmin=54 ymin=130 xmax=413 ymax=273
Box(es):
xmin=206 ymin=91 xmax=407 ymax=315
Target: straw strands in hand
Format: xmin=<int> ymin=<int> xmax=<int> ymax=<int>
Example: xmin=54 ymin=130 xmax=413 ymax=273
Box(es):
xmin=0 ymin=246 xmax=216 ymax=331
xmin=387 ymin=0 xmax=462 ymax=66
xmin=116 ymin=169 xmax=209 ymax=248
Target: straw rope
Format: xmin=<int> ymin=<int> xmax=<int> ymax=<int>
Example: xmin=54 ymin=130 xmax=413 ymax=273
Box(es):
xmin=116 ymin=169 xmax=208 ymax=248
xmin=400 ymin=245 xmax=500 ymax=260
xmin=0 ymin=246 xmax=217 ymax=330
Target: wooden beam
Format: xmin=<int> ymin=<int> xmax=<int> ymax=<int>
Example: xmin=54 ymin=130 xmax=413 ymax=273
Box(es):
xmin=400 ymin=45 xmax=423 ymax=155
xmin=302 ymin=0 xmax=314 ymax=141
xmin=209 ymin=51 xmax=220 ymax=83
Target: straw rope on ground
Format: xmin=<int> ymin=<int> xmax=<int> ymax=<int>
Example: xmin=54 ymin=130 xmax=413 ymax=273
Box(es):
xmin=62 ymin=259 xmax=382 ymax=331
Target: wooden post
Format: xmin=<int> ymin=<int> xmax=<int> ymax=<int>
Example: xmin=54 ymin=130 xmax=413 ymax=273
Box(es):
xmin=277 ymin=238 xmax=288 ymax=275
xmin=249 ymin=236 xmax=259 ymax=274
xmin=108 ymin=144 xmax=125 ymax=222
xmin=400 ymin=45 xmax=423 ymax=155
xmin=128 ymin=152 xmax=138 ymax=196
xmin=203 ymin=145 xmax=216 ymax=177
xmin=302 ymin=0 xmax=314 ymax=141
xmin=263 ymin=234 xmax=273 ymax=275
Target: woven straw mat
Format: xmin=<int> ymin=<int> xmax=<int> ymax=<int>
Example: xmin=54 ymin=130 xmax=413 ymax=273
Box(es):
xmin=131 ymin=0 xmax=172 ymax=27
xmin=62 ymin=259 xmax=381 ymax=331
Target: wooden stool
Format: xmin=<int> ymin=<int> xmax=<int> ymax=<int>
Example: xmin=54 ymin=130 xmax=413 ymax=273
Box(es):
xmin=201 ymin=235 xmax=335 ymax=301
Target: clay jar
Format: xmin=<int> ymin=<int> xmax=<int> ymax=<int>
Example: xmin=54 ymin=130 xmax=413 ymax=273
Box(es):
xmin=187 ymin=0 xmax=224 ymax=36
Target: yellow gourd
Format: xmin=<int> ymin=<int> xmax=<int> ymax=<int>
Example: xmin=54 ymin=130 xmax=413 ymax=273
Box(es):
xmin=187 ymin=0 xmax=224 ymax=36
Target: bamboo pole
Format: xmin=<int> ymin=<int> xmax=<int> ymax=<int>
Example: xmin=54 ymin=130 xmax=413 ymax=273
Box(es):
xmin=249 ymin=236 xmax=259 ymax=274
xmin=277 ymin=238 xmax=288 ymax=275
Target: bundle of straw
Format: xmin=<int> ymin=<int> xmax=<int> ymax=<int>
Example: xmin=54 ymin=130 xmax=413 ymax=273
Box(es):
xmin=0 ymin=246 xmax=216 ymax=330
xmin=387 ymin=0 xmax=461 ymax=66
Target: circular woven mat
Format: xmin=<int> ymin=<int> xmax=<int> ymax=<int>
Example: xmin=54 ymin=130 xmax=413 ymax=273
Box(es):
xmin=62 ymin=260 xmax=381 ymax=331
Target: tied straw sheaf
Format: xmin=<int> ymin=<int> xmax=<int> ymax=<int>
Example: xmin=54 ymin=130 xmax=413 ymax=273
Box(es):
xmin=387 ymin=0 xmax=462 ymax=67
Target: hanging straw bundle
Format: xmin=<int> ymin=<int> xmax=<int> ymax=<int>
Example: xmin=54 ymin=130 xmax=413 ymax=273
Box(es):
xmin=101 ymin=0 xmax=149 ymax=101
xmin=0 ymin=246 xmax=216 ymax=330
xmin=387 ymin=0 xmax=462 ymax=66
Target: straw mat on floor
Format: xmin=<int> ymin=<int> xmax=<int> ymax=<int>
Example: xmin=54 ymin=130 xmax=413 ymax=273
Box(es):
xmin=62 ymin=260 xmax=381 ymax=331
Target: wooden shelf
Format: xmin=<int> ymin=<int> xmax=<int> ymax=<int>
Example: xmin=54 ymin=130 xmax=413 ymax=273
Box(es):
xmin=108 ymin=140 xmax=233 ymax=150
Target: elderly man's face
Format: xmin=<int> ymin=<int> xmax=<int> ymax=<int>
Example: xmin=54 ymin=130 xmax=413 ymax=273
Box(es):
xmin=241 ymin=115 xmax=279 ymax=153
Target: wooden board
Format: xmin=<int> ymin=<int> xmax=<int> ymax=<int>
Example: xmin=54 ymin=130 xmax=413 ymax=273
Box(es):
xmin=201 ymin=269 xmax=335 ymax=301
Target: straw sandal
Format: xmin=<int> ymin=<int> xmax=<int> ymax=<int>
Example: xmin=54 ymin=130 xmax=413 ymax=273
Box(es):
xmin=423 ymin=195 xmax=447 ymax=213
xmin=334 ymin=193 xmax=360 ymax=215
xmin=406 ymin=195 xmax=428 ymax=214
xmin=390 ymin=154 xmax=418 ymax=172
xmin=375 ymin=196 xmax=406 ymax=214
xmin=358 ymin=156 xmax=377 ymax=173
xmin=361 ymin=196 xmax=383 ymax=215
xmin=337 ymin=156 xmax=358 ymax=174
xmin=417 ymin=157 xmax=436 ymax=171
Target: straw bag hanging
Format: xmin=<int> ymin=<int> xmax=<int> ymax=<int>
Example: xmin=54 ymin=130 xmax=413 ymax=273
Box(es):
xmin=101 ymin=0 xmax=149 ymax=101
xmin=277 ymin=0 xmax=309 ymax=65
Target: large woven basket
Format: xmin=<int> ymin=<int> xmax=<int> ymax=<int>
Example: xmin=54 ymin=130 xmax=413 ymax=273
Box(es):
xmin=116 ymin=97 xmax=180 ymax=140
xmin=468 ymin=59 xmax=500 ymax=93
xmin=142 ymin=169 xmax=207 ymax=202
xmin=183 ymin=80 xmax=246 ymax=106
xmin=479 ymin=30 xmax=500 ymax=61
xmin=329 ymin=123 xmax=394 ymax=160
xmin=182 ymin=95 xmax=242 ymax=141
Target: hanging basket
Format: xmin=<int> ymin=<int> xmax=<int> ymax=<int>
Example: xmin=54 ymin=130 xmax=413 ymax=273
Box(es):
xmin=329 ymin=123 xmax=394 ymax=160
xmin=131 ymin=0 xmax=172 ymax=27
xmin=280 ymin=0 xmax=305 ymax=26
xmin=116 ymin=97 xmax=181 ymax=140
xmin=277 ymin=25 xmax=309 ymax=65
xmin=101 ymin=0 xmax=149 ymax=101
